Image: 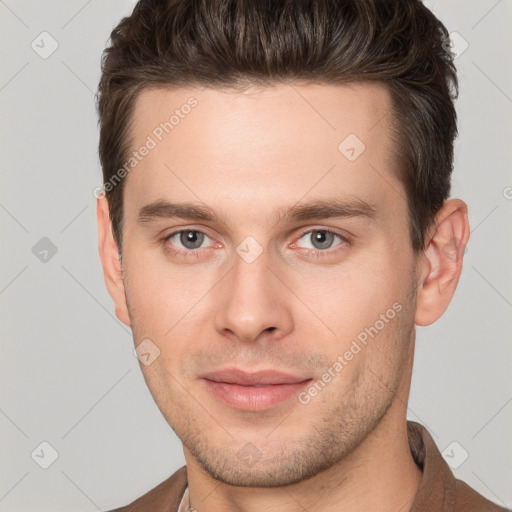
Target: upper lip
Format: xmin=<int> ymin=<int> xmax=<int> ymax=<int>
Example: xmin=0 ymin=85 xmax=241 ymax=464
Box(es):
xmin=201 ymin=368 xmax=311 ymax=386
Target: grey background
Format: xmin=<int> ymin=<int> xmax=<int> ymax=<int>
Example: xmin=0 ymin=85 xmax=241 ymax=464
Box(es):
xmin=0 ymin=1 xmax=511 ymax=510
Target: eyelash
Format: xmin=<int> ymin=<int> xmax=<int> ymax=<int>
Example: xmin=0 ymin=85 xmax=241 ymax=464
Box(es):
xmin=160 ymin=228 xmax=350 ymax=260
xmin=294 ymin=228 xmax=349 ymax=258
xmin=161 ymin=230 xmax=217 ymax=259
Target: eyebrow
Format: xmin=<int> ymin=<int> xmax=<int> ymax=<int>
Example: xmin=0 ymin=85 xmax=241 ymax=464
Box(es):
xmin=137 ymin=197 xmax=377 ymax=226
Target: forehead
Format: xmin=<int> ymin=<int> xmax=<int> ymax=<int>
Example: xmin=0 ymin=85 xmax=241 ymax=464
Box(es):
xmin=124 ymin=82 xmax=403 ymax=225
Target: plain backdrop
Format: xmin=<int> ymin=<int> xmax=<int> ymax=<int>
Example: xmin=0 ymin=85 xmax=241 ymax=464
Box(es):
xmin=0 ymin=1 xmax=511 ymax=510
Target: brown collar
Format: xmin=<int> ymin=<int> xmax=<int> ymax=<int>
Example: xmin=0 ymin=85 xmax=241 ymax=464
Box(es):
xmin=114 ymin=421 xmax=507 ymax=511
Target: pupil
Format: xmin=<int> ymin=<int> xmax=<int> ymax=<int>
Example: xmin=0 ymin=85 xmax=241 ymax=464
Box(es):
xmin=312 ymin=230 xmax=333 ymax=250
xmin=181 ymin=230 xmax=203 ymax=249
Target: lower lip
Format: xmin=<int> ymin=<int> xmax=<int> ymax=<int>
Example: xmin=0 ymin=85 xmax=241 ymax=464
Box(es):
xmin=202 ymin=379 xmax=312 ymax=412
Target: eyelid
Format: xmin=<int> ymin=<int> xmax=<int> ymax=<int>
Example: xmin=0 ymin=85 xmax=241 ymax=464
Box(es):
xmin=291 ymin=227 xmax=349 ymax=250
xmin=163 ymin=228 xmax=219 ymax=248
xmin=160 ymin=226 xmax=350 ymax=259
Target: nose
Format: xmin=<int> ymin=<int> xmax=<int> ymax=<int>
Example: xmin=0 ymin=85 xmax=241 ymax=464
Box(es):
xmin=214 ymin=247 xmax=294 ymax=344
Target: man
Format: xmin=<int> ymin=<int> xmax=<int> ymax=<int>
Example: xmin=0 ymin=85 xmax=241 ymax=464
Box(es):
xmin=96 ymin=0 xmax=508 ymax=510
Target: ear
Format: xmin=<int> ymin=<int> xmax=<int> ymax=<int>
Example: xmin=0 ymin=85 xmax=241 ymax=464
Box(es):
xmin=414 ymin=199 xmax=470 ymax=326
xmin=96 ymin=196 xmax=131 ymax=327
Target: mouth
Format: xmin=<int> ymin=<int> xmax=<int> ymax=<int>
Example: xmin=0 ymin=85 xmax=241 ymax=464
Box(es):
xmin=200 ymin=368 xmax=313 ymax=412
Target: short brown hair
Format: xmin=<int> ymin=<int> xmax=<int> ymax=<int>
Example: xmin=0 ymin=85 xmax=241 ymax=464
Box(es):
xmin=97 ymin=0 xmax=458 ymax=253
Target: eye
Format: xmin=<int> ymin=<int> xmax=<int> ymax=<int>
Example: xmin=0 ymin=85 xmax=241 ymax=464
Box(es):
xmin=162 ymin=229 xmax=217 ymax=256
xmin=294 ymin=229 xmax=348 ymax=252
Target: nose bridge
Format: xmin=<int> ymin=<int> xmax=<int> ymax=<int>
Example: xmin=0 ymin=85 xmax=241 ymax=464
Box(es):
xmin=214 ymin=244 xmax=293 ymax=342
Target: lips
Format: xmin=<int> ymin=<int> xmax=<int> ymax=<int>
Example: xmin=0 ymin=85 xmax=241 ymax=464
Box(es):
xmin=201 ymin=368 xmax=312 ymax=411
xmin=201 ymin=368 xmax=309 ymax=386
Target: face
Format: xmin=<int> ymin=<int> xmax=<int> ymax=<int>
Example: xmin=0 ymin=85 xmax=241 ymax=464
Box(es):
xmin=115 ymin=82 xmax=421 ymax=486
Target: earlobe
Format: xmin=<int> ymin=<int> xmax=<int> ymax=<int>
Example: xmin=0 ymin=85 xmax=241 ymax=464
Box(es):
xmin=96 ymin=197 xmax=131 ymax=327
xmin=414 ymin=199 xmax=470 ymax=327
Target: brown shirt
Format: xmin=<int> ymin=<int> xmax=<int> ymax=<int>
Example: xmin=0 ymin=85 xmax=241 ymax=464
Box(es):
xmin=108 ymin=421 xmax=509 ymax=511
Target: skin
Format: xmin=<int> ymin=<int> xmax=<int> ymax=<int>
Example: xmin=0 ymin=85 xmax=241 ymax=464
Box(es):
xmin=97 ymin=82 xmax=470 ymax=512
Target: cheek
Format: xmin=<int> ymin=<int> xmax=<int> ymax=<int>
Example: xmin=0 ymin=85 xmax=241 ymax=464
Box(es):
xmin=292 ymin=261 xmax=403 ymax=334
xmin=287 ymin=254 xmax=413 ymax=384
xmin=123 ymin=251 xmax=207 ymax=341
xmin=138 ymin=360 xmax=189 ymax=428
